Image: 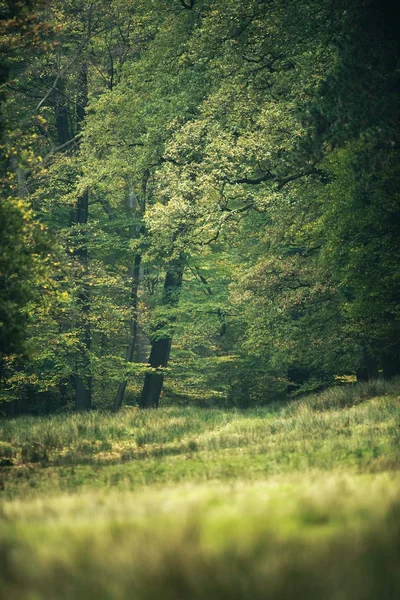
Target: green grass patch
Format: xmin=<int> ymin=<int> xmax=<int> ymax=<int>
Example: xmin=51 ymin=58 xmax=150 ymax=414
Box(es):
xmin=1 ymin=475 xmax=400 ymax=599
xmin=0 ymin=381 xmax=400 ymax=598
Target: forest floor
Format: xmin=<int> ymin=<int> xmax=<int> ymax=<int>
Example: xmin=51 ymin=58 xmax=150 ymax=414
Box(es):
xmin=0 ymin=380 xmax=400 ymax=599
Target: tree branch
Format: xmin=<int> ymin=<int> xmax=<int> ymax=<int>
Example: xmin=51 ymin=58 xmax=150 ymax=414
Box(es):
xmin=35 ymin=72 xmax=63 ymax=113
xmin=50 ymin=133 xmax=82 ymax=154
xmin=179 ymin=0 xmax=195 ymax=9
xmin=229 ymin=163 xmax=324 ymax=189
xmin=229 ymin=171 xmax=272 ymax=185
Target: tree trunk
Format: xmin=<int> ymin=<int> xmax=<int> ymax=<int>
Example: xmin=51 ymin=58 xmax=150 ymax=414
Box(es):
xmin=113 ymin=253 xmax=141 ymax=412
xmin=52 ymin=67 xmax=91 ymax=410
xmin=112 ymin=175 xmax=148 ymax=412
xmin=6 ymin=401 xmax=15 ymax=418
xmin=356 ymin=349 xmax=379 ymax=382
xmin=59 ymin=379 xmax=69 ymax=408
xmin=75 ymin=370 xmax=92 ymax=411
xmin=139 ymin=257 xmax=184 ymax=409
xmin=70 ymin=188 xmax=92 ymax=411
xmin=381 ymin=348 xmax=400 ymax=379
xmin=54 ymin=78 xmax=71 ymax=146
xmin=71 ymin=63 xmax=91 ymax=411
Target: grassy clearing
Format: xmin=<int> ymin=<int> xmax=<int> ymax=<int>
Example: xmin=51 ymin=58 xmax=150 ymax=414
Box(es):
xmin=0 ymin=380 xmax=400 ymax=598
xmin=1 ymin=380 xmax=399 ymax=498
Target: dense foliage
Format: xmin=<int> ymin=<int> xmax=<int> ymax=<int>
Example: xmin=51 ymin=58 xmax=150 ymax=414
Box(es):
xmin=1 ymin=0 xmax=399 ymax=413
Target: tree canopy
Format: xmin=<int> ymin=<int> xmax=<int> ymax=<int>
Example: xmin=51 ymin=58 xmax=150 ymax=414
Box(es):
xmin=1 ymin=0 xmax=399 ymax=413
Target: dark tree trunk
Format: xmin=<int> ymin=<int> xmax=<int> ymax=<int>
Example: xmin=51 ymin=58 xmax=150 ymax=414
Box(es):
xmin=54 ymin=78 xmax=71 ymax=146
xmin=139 ymin=257 xmax=184 ymax=409
xmin=59 ymin=379 xmax=69 ymax=408
xmin=139 ymin=339 xmax=171 ymax=410
xmin=52 ymin=68 xmax=91 ymax=410
xmin=382 ymin=349 xmax=400 ymax=379
xmin=140 ymin=370 xmax=165 ymax=410
xmin=75 ymin=371 xmax=92 ymax=411
xmin=356 ymin=365 xmax=368 ymax=383
xmin=6 ymin=400 xmax=15 ymax=417
xmin=356 ymin=350 xmax=379 ymax=382
xmin=112 ymin=174 xmax=148 ymax=412
xmin=113 ymin=253 xmax=141 ymax=412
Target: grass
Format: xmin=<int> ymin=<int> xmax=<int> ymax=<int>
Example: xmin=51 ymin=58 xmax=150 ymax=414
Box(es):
xmin=0 ymin=380 xmax=400 ymax=599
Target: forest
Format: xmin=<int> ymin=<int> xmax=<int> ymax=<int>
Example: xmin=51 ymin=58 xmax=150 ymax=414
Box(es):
xmin=1 ymin=0 xmax=399 ymax=414
xmin=1 ymin=1 xmax=400 ymax=599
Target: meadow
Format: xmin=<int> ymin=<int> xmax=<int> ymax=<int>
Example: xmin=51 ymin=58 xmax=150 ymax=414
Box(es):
xmin=1 ymin=379 xmax=400 ymax=599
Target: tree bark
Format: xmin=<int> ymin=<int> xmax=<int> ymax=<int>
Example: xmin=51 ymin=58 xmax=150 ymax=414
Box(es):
xmin=112 ymin=174 xmax=148 ymax=412
xmin=54 ymin=78 xmax=71 ymax=146
xmin=113 ymin=253 xmax=141 ymax=412
xmin=70 ymin=188 xmax=92 ymax=411
xmin=52 ymin=67 xmax=91 ymax=410
xmin=381 ymin=348 xmax=400 ymax=379
xmin=70 ymin=63 xmax=91 ymax=410
xmin=139 ymin=257 xmax=184 ymax=409
xmin=356 ymin=349 xmax=379 ymax=382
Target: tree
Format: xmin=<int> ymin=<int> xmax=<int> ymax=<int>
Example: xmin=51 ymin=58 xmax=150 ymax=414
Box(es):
xmin=0 ymin=0 xmax=51 ymax=405
xmin=2 ymin=0 xmax=399 ymax=413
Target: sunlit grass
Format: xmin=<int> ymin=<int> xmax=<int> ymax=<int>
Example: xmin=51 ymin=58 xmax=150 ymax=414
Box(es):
xmin=1 ymin=474 xmax=400 ymax=599
xmin=0 ymin=381 xmax=399 ymax=498
xmin=1 ymin=380 xmax=400 ymax=598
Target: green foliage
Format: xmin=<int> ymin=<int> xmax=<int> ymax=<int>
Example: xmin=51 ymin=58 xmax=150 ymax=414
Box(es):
xmin=0 ymin=199 xmax=32 ymax=360
xmin=1 ymin=0 xmax=400 ymax=410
